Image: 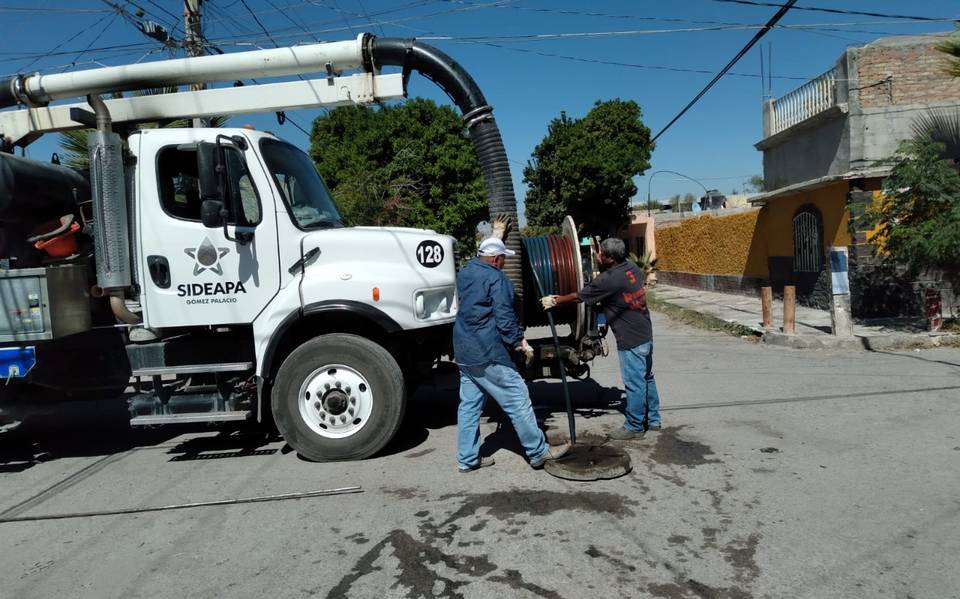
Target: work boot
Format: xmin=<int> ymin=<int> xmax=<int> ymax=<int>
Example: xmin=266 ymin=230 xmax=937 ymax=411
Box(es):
xmin=458 ymin=457 xmax=495 ymax=473
xmin=531 ymin=443 xmax=571 ymax=468
xmin=609 ymin=427 xmax=646 ymax=441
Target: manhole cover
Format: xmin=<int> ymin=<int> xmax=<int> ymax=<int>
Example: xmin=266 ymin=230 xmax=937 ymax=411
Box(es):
xmin=544 ymin=443 xmax=632 ymax=481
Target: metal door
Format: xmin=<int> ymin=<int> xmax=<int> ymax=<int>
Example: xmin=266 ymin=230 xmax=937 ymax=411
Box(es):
xmin=136 ymin=129 xmax=281 ymax=328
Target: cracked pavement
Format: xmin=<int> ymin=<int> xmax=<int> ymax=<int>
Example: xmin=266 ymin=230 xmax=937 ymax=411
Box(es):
xmin=1 ymin=312 xmax=959 ymax=598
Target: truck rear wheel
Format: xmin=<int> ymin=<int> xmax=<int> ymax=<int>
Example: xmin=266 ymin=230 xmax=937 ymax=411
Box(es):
xmin=272 ymin=333 xmax=405 ymax=461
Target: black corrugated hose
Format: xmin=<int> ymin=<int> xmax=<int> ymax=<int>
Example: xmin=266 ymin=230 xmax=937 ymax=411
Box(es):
xmin=369 ymin=36 xmax=523 ymax=310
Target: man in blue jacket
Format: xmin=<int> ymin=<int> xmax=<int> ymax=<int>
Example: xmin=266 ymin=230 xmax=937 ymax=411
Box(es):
xmin=454 ymin=236 xmax=570 ymax=473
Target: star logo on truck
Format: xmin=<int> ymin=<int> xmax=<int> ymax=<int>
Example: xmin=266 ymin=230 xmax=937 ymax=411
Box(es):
xmin=185 ymin=237 xmax=229 ymax=276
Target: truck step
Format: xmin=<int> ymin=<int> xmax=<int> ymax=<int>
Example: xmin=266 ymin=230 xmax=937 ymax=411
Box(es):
xmin=130 ymin=411 xmax=252 ymax=426
xmin=131 ymin=362 xmax=253 ymax=377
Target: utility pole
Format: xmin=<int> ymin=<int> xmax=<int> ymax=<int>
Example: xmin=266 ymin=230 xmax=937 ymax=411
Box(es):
xmin=184 ymin=0 xmax=208 ymax=127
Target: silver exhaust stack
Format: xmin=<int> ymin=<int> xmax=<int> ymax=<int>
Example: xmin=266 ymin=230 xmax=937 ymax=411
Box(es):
xmin=86 ymin=94 xmax=131 ymax=291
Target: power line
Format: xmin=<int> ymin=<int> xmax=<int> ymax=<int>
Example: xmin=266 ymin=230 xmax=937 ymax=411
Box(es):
xmin=651 ymin=0 xmax=798 ymax=143
xmin=263 ymin=0 xmax=320 ymax=41
xmin=327 ymin=0 xmax=357 ymax=36
xmin=204 ymin=2 xmax=257 ymax=41
xmin=0 ymin=6 xmax=111 ymax=13
xmin=0 ymin=15 xmax=935 ymax=67
xmin=233 ymin=0 xmax=319 ymax=137
xmin=67 ymin=14 xmax=121 ymax=68
xmin=479 ymin=42 xmax=814 ymax=80
xmin=202 ymin=0 xmax=513 ymax=44
xmin=140 ymin=0 xmax=183 ymax=24
xmin=11 ymin=26 xmax=91 ymax=74
xmin=707 ymin=0 xmax=955 ymax=22
xmin=416 ymin=18 xmax=951 ymax=44
xmin=355 ymin=0 xmax=385 ymax=37
xmin=0 ymin=42 xmax=157 ymax=63
xmin=237 ymin=0 xmax=281 ymax=47
xmin=436 ymin=0 xmax=760 ymax=28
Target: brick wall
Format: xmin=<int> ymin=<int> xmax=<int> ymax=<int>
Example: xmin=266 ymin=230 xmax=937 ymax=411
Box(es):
xmin=858 ymin=37 xmax=960 ymax=108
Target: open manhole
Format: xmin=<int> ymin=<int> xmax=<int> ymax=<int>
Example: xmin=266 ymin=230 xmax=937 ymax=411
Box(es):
xmin=544 ymin=440 xmax=632 ymax=481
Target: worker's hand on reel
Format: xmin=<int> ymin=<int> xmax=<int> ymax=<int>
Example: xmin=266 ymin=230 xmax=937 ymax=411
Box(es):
xmin=491 ymin=214 xmax=512 ymax=241
xmin=540 ymin=295 xmax=558 ymax=310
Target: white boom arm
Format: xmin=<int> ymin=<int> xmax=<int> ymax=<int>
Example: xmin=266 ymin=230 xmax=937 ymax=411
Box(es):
xmin=0 ymin=73 xmax=404 ymax=146
xmin=0 ymin=34 xmax=403 ymax=147
xmin=6 ymin=35 xmax=367 ymax=106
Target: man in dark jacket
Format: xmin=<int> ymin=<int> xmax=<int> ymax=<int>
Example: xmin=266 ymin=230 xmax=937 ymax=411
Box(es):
xmin=540 ymin=237 xmax=661 ymax=440
xmin=454 ymin=237 xmax=570 ymax=472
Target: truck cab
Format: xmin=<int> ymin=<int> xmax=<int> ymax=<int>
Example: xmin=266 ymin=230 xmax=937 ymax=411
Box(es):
xmin=0 ymin=125 xmax=456 ymax=460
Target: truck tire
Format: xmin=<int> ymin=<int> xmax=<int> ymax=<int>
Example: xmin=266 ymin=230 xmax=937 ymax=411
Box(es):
xmin=271 ymin=333 xmax=406 ymax=461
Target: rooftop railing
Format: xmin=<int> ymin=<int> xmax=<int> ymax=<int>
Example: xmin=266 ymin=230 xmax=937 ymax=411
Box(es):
xmin=768 ymin=67 xmax=839 ymax=136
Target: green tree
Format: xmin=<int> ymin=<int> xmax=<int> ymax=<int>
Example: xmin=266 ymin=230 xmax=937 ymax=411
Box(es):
xmin=522 ymin=99 xmax=652 ymax=237
xmin=936 ymin=30 xmax=960 ymax=78
xmin=682 ymin=192 xmax=697 ymax=211
xmin=58 ymin=88 xmax=227 ymax=169
xmin=670 ymin=194 xmax=681 ymax=212
xmin=863 ymin=138 xmax=960 ymax=271
xmin=310 ymin=98 xmax=486 ymax=254
xmin=746 ymin=174 xmax=766 ymax=193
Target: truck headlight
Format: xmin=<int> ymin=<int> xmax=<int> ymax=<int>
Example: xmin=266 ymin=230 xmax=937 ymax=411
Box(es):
xmin=414 ymin=287 xmax=456 ymax=320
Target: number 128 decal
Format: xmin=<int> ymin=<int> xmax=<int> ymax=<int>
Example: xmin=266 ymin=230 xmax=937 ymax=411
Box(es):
xmin=416 ymin=240 xmax=444 ymax=268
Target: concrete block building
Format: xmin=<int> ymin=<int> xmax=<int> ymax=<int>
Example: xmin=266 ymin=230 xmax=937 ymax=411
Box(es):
xmin=655 ymin=33 xmax=960 ymax=319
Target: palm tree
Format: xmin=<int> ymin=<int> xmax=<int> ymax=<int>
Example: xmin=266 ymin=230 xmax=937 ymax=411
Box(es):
xmin=911 ymin=33 xmax=960 ymax=162
xmin=911 ymin=108 xmax=960 ymax=162
xmin=936 ymin=33 xmax=960 ymax=78
xmin=59 ymin=86 xmax=228 ymax=169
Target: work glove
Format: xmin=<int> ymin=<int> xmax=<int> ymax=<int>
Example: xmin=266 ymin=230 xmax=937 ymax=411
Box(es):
xmin=517 ymin=338 xmax=535 ymax=368
xmin=491 ymin=214 xmax=512 ymax=241
xmin=540 ymin=295 xmax=559 ymax=310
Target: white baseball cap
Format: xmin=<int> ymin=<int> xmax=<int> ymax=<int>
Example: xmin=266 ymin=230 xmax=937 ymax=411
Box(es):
xmin=477 ymin=237 xmax=516 ymax=257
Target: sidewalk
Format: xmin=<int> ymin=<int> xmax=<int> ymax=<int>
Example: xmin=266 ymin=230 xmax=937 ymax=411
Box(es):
xmin=649 ymin=284 xmax=960 ymax=350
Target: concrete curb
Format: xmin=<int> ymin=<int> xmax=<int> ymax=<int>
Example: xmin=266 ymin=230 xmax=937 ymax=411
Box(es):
xmin=762 ymin=331 xmax=863 ymax=350
xmin=763 ymin=330 xmax=960 ymax=350
xmin=650 ymin=293 xmax=960 ymax=351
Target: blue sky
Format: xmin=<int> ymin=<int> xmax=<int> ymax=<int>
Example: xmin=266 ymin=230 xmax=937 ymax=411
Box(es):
xmin=3 ymin=1 xmax=958 ymax=219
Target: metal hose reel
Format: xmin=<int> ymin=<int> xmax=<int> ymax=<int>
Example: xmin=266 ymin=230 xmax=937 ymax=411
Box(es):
xmin=521 ymin=215 xmax=631 ymax=481
xmin=521 ymin=216 xmax=587 ymax=340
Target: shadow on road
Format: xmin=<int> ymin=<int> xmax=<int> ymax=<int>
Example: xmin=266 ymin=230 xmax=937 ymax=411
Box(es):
xmin=384 ymin=368 xmax=625 ymax=461
xmin=0 ymin=399 xmax=281 ymax=472
xmin=0 ymin=365 xmax=627 ymax=468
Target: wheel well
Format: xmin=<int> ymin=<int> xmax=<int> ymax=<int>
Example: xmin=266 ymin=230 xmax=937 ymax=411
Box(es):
xmin=266 ymin=312 xmax=392 ymax=382
xmin=259 ymin=309 xmax=452 ymax=423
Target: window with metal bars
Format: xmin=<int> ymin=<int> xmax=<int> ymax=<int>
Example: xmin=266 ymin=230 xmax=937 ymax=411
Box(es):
xmin=792 ymin=205 xmax=823 ymax=273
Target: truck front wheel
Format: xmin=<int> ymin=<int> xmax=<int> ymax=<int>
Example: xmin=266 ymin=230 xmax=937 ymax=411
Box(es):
xmin=272 ymin=333 xmax=406 ymax=461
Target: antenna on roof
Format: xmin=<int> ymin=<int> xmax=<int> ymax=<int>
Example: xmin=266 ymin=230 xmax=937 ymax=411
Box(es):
xmin=759 ymin=45 xmax=766 ymax=100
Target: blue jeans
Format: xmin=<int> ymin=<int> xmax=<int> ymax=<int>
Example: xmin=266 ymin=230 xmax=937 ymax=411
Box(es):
xmin=618 ymin=341 xmax=662 ymax=432
xmin=457 ymin=363 xmax=548 ymax=468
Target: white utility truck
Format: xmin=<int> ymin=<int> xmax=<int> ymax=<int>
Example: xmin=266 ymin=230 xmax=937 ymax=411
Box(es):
xmin=0 ymin=34 xmax=523 ymax=460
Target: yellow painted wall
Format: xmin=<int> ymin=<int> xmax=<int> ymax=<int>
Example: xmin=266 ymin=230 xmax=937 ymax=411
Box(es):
xmin=656 ymin=209 xmax=766 ymax=276
xmin=864 ymin=190 xmax=889 ymax=253
xmin=756 ymin=181 xmax=851 ymax=257
xmin=656 ymin=180 xmax=853 ymax=278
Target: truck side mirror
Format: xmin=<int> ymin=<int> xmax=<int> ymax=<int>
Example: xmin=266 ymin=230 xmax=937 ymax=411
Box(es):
xmin=196 ymin=141 xmax=221 ymax=204
xmin=200 ymin=199 xmax=225 ymax=228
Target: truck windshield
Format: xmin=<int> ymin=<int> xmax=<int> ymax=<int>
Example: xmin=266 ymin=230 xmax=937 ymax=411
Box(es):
xmin=259 ymin=138 xmax=344 ymax=229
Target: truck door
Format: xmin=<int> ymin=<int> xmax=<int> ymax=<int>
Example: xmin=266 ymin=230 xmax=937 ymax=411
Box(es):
xmin=136 ymin=130 xmax=280 ymax=328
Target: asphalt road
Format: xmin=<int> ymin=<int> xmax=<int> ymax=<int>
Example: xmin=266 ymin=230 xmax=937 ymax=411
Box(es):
xmin=1 ymin=312 xmax=958 ymax=599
